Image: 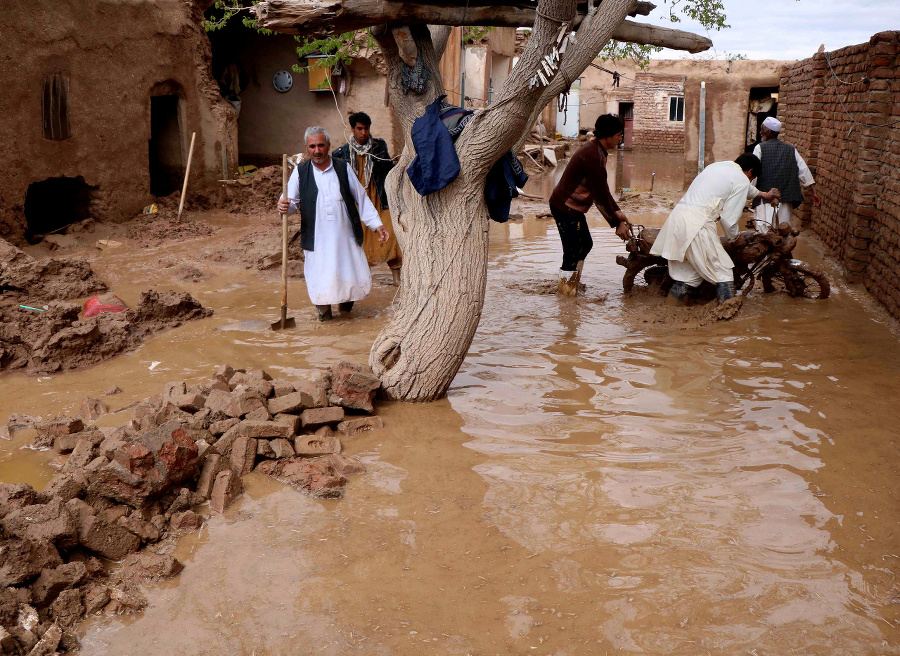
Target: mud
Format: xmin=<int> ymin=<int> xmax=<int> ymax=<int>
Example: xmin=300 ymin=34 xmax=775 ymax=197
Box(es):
xmin=0 ymin=177 xmax=898 ymax=654
xmin=0 ymin=240 xmax=208 ymax=373
xmin=0 ymin=282 xmax=212 ymax=374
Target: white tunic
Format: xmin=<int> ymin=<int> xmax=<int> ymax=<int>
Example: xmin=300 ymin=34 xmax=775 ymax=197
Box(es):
xmin=284 ymin=159 xmax=383 ymax=305
xmin=650 ymin=161 xmax=760 ymax=284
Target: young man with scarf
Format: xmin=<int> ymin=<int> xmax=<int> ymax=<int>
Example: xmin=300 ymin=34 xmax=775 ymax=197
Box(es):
xmin=333 ymin=112 xmax=402 ymax=286
xmin=549 ymin=114 xmax=632 ymax=296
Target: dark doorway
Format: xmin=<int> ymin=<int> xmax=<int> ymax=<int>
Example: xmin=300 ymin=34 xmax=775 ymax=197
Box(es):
xmin=619 ymin=102 xmax=634 ymax=149
xmin=148 ymin=94 xmax=183 ymax=196
xmin=746 ymin=86 xmax=779 ymax=151
xmin=24 ymin=176 xmax=94 ymax=239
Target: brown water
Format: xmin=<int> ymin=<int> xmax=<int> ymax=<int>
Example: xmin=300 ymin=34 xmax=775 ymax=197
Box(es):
xmin=2 ymin=201 xmax=899 ymax=655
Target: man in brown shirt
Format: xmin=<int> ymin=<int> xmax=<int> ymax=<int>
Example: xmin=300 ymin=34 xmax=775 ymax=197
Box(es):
xmin=549 ymin=114 xmax=631 ymax=296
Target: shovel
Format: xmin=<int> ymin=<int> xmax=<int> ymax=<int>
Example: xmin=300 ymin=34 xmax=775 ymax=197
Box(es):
xmin=272 ymin=154 xmax=296 ymax=330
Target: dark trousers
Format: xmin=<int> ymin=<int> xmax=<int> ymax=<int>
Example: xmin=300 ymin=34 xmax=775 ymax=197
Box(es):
xmin=551 ymin=205 xmax=593 ymax=271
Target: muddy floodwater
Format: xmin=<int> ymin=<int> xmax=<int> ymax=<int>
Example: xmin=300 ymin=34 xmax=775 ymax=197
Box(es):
xmin=2 ymin=185 xmax=899 ymax=654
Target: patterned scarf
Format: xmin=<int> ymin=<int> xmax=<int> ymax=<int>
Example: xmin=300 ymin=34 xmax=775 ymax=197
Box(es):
xmin=349 ymin=134 xmax=375 ymax=190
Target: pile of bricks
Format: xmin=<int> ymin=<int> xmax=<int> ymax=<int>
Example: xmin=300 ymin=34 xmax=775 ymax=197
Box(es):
xmin=0 ymin=361 xmax=383 ymax=653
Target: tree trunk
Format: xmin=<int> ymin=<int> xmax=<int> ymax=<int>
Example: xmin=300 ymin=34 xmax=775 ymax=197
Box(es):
xmin=367 ymin=25 xmax=491 ymax=400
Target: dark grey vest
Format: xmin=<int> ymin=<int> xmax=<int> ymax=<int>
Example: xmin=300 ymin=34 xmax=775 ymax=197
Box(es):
xmin=755 ymin=139 xmax=804 ymax=207
xmin=297 ymin=157 xmax=363 ymax=251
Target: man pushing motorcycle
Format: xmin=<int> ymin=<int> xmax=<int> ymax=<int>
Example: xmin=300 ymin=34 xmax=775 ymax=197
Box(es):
xmin=650 ymin=154 xmax=780 ymax=305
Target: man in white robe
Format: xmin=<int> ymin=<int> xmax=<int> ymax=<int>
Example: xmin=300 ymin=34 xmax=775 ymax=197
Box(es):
xmin=650 ymin=154 xmax=780 ymax=304
xmin=277 ymin=127 xmax=388 ymax=321
xmin=752 ymin=116 xmax=820 ymax=231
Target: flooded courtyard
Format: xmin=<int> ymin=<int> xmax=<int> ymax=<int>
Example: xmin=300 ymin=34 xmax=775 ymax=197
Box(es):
xmin=1 ymin=176 xmax=899 ymax=654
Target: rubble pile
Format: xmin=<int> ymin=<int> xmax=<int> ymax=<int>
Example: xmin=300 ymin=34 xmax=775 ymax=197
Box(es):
xmin=0 ymin=290 xmax=213 ymax=374
xmin=0 ymin=361 xmax=381 ymax=654
xmin=1 ymin=234 xmax=213 ymax=374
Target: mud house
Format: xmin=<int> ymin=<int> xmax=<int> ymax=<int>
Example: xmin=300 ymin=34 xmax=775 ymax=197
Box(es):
xmin=0 ymin=0 xmax=237 ymax=245
xmin=206 ymin=20 xmax=399 ymax=164
xmin=580 ymin=59 xmax=788 ymax=184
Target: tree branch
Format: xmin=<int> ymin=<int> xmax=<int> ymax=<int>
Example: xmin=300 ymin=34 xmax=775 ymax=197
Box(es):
xmin=256 ymin=1 xmax=708 ymax=53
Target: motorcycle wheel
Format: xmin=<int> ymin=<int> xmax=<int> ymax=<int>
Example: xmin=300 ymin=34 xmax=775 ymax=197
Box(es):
xmin=763 ymin=263 xmax=830 ymax=299
xmin=623 ymin=260 xmax=653 ymax=293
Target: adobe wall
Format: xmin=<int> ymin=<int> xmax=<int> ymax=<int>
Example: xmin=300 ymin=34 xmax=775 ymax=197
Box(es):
xmin=0 ymin=0 xmax=236 ymax=244
xmin=779 ymin=32 xmax=900 ymax=318
xmin=210 ymin=29 xmax=395 ymax=164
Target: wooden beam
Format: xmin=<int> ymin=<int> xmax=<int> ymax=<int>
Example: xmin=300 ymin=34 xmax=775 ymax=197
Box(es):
xmin=254 ymin=0 xmax=656 ymax=32
xmin=612 ymin=21 xmax=712 ymax=53
xmin=255 ymin=0 xmax=711 ymax=53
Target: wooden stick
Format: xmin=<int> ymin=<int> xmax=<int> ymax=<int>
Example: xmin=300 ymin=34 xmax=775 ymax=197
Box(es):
xmin=221 ymin=145 xmax=228 ymax=181
xmin=279 ymin=153 xmax=289 ymax=329
xmin=521 ymin=149 xmax=545 ymax=171
xmin=176 ymin=132 xmax=196 ymax=222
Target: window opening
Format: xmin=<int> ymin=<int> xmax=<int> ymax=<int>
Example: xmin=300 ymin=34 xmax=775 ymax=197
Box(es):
xmin=668 ymin=96 xmax=684 ymax=122
xmin=42 ymin=74 xmax=71 ymax=141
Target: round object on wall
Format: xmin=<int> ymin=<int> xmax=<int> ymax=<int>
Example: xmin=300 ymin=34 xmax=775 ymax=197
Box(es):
xmin=273 ymin=70 xmax=293 ymax=93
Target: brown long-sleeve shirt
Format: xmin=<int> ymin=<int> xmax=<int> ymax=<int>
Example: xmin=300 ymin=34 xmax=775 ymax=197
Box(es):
xmin=549 ymin=140 xmax=621 ymax=227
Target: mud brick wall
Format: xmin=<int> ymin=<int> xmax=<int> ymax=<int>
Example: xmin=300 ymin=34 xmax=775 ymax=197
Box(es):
xmin=632 ymin=73 xmax=686 ymax=153
xmin=779 ymin=31 xmax=900 ymax=318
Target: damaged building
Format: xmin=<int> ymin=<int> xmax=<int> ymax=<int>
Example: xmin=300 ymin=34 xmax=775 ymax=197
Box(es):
xmin=579 ymin=58 xmax=789 ymax=185
xmin=1 ymin=0 xmax=238 ymax=245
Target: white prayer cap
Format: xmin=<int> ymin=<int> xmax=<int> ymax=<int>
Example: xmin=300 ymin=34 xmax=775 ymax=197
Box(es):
xmin=762 ymin=116 xmax=782 ymax=132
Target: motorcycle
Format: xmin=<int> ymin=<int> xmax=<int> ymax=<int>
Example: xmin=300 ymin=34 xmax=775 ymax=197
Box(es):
xmin=615 ymin=217 xmax=830 ymax=300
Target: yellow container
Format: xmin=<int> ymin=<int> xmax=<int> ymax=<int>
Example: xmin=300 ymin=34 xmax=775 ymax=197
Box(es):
xmin=307 ymin=56 xmax=332 ymax=92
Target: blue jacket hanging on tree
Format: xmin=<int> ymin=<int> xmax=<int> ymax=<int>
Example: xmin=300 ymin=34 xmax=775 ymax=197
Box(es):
xmin=406 ymin=95 xmax=528 ymax=222
xmin=406 ymin=95 xmax=460 ymax=195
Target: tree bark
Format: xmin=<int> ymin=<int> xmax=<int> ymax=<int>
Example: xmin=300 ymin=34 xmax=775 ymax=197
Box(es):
xmin=256 ymin=0 xmax=710 ymax=401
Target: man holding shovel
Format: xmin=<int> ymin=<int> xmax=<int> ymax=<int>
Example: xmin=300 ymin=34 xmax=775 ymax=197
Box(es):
xmin=549 ymin=114 xmax=632 ymax=296
xmin=276 ymin=126 xmax=389 ymax=322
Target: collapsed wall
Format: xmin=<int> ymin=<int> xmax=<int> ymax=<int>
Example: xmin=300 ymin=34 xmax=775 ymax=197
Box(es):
xmin=0 ymin=0 xmax=237 ymax=244
xmin=779 ymin=31 xmax=900 ymax=318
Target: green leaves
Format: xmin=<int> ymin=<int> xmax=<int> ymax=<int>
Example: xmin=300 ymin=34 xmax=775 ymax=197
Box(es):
xmin=293 ymin=31 xmax=378 ymax=74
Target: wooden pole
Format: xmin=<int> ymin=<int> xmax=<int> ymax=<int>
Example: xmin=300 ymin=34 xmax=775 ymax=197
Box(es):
xmin=279 ymin=154 xmax=289 ymax=329
xmin=176 ymin=131 xmax=196 ymax=222
xmin=698 ymin=81 xmax=706 ymax=173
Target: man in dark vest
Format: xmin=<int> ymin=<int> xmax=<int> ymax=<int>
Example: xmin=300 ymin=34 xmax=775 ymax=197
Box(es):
xmin=752 ymin=116 xmax=821 ymax=231
xmin=277 ymin=126 xmax=389 ymax=321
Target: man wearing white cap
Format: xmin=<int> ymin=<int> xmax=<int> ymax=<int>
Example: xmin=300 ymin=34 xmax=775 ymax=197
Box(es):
xmin=752 ymin=117 xmax=821 ymax=230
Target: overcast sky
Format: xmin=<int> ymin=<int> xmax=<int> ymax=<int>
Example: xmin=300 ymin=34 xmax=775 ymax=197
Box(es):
xmin=648 ymin=0 xmax=900 ymax=61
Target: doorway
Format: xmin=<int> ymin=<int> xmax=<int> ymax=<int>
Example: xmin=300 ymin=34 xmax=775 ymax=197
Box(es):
xmin=746 ymin=87 xmax=779 ymax=151
xmin=148 ymin=94 xmax=183 ymax=196
xmin=619 ymin=101 xmax=634 ymax=149
xmin=24 ymin=176 xmax=94 ymax=240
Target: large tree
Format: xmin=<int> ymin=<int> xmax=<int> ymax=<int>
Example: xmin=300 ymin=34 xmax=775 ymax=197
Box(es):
xmin=254 ymin=0 xmax=712 ymax=401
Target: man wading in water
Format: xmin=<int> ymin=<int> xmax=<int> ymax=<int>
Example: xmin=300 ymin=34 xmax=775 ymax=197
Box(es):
xmin=549 ymin=114 xmax=632 ymax=296
xmin=276 ymin=127 xmax=389 ymax=321
xmin=333 ymin=112 xmax=402 ymax=286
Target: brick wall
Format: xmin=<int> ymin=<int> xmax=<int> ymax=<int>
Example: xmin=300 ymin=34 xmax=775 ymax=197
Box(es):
xmin=779 ymin=31 xmax=900 ymax=318
xmin=631 ymin=72 xmax=685 ymax=153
